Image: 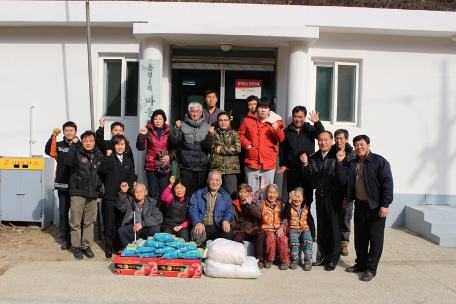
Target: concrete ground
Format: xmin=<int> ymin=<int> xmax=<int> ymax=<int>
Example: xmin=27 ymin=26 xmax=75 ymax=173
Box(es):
xmin=0 ymin=227 xmax=455 ymax=304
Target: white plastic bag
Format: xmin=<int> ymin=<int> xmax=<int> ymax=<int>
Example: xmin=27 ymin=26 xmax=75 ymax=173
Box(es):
xmin=203 ymin=256 xmax=261 ymax=279
xmin=203 ymin=238 xmax=246 ymax=265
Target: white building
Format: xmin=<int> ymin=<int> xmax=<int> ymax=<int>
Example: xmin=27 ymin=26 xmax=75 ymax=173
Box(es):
xmin=1 ymin=1 xmax=456 ymax=242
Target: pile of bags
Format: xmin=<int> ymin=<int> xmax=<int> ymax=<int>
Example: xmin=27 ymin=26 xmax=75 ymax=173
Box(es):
xmin=203 ymin=238 xmax=262 ymax=279
xmin=120 ymin=233 xmax=203 ymax=259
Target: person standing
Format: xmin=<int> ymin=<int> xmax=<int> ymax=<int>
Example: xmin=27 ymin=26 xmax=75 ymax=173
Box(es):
xmin=45 ymin=121 xmax=77 ymax=250
xmin=278 ymin=105 xmax=324 ymax=241
xmin=202 ymin=90 xmax=223 ymax=127
xmin=171 ymin=102 xmax=211 ymax=197
xmin=333 ymin=129 xmax=356 ymax=256
xmin=336 ymin=135 xmax=393 ymax=282
xmin=301 ymin=131 xmax=344 ymax=271
xmin=137 ymin=109 xmax=177 ymax=208
xmin=238 ymin=97 xmax=285 ymax=193
xmin=96 ymin=119 xmax=135 ymax=165
xmin=204 ymin=112 xmax=241 ymax=199
xmin=238 ymin=95 xmax=259 ymax=184
xmin=65 ymin=131 xmax=104 ymax=260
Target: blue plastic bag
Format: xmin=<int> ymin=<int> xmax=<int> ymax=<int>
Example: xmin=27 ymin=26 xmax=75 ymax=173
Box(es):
xmin=154 ymin=246 xmax=176 ymax=254
xmin=153 ymin=233 xmax=175 ymax=242
xmin=178 ymin=243 xmax=198 ymax=252
xmin=165 ymin=239 xmax=185 ymax=248
xmin=135 ymin=246 xmax=156 ymax=253
xmin=181 ymin=250 xmax=202 ymax=259
xmin=121 ymin=250 xmax=140 ymax=257
xmin=161 ymin=251 xmax=183 ymax=259
xmin=145 ymin=240 xmax=165 ymax=248
xmin=140 ymin=252 xmax=162 ymax=258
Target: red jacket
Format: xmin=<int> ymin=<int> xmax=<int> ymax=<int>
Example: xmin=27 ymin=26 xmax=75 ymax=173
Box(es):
xmin=136 ymin=122 xmax=177 ymax=171
xmin=238 ymin=112 xmax=285 ymax=170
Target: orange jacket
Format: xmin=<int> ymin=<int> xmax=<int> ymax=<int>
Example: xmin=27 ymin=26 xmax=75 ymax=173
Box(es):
xmin=286 ymin=205 xmax=309 ymax=232
xmin=260 ymin=201 xmax=283 ymax=232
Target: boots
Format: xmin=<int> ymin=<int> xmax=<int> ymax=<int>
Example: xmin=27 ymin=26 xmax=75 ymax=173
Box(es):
xmin=341 ymin=241 xmax=349 ymax=256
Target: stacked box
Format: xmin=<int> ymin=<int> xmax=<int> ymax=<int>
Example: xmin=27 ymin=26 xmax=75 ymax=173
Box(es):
xmin=113 ymin=251 xmax=158 ymax=276
xmin=156 ymin=257 xmax=201 ymax=278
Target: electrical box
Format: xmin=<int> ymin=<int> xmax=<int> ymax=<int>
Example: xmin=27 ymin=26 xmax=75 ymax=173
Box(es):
xmin=0 ymin=157 xmax=55 ymax=228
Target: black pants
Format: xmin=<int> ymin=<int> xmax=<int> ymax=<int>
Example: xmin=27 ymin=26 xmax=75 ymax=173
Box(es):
xmin=146 ymin=170 xmax=171 ymax=212
xmin=58 ymin=190 xmax=71 ymax=245
xmin=354 ymin=199 xmax=386 ymax=276
xmin=118 ymin=225 xmax=160 ymax=248
xmin=161 ymin=224 xmax=190 ymax=242
xmin=315 ymin=193 xmax=343 ymax=263
xmin=222 ymin=174 xmax=237 ymax=200
xmin=102 ymin=199 xmax=122 ymax=252
xmin=191 ymin=224 xmax=234 ymax=248
xmin=287 ymin=170 xmax=316 ymax=240
xmin=341 ymin=200 xmax=354 ymax=242
xmin=180 ymin=169 xmax=208 ymax=198
xmin=233 ymin=232 xmax=265 ymax=261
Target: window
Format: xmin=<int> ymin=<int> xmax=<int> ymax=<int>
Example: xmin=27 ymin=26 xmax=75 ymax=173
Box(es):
xmin=314 ymin=61 xmax=359 ymax=125
xmin=102 ymin=57 xmax=139 ymax=117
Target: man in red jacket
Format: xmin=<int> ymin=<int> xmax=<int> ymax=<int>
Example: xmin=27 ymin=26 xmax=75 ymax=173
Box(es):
xmin=239 ymin=97 xmax=285 ymax=193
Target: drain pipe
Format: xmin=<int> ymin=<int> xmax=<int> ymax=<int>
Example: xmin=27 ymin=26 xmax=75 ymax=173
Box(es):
xmin=86 ymin=0 xmax=95 ymax=131
xmin=29 ymin=105 xmax=36 ymax=157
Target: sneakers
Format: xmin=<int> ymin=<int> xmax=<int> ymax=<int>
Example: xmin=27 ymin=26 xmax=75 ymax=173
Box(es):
xmin=257 ymin=261 xmax=264 ymax=269
xmin=264 ymin=261 xmax=273 ymax=269
xmin=279 ymin=262 xmax=290 ymax=270
xmin=73 ymin=248 xmax=83 ymax=260
xmin=304 ymin=263 xmax=312 ymax=271
xmin=289 ymin=263 xmax=298 ymax=270
xmin=341 ymin=241 xmax=349 ymax=256
xmin=82 ymin=247 xmax=95 ymax=259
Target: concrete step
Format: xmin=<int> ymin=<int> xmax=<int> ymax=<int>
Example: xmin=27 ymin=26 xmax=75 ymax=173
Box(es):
xmin=405 ymin=205 xmax=456 ymax=247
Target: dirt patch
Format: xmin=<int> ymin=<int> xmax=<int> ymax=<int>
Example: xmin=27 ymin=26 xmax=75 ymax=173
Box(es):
xmin=0 ymin=223 xmax=110 ymax=262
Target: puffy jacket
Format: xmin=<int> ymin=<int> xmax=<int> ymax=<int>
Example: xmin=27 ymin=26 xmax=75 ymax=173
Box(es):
xmin=282 ymin=202 xmax=309 ymax=232
xmin=189 ymin=186 xmax=234 ymax=227
xmin=98 ymin=154 xmax=137 ymax=200
xmin=336 ymin=151 xmax=394 ymax=209
xmin=45 ymin=136 xmax=73 ymax=190
xmin=238 ymin=112 xmax=285 ymax=170
xmin=115 ymin=192 xmax=163 ymax=228
xmin=204 ymin=127 xmax=241 ymax=174
xmin=136 ymin=122 xmax=177 ymax=171
xmin=95 ymin=127 xmax=135 ymax=167
xmin=251 ymin=188 xmax=287 ymax=232
xmin=230 ymin=199 xmax=261 ymax=235
xmin=163 ymin=195 xmax=190 ymax=227
xmin=65 ymin=142 xmax=104 ymax=198
xmin=302 ymin=146 xmax=345 ymax=195
xmin=171 ymin=115 xmax=210 ymax=171
xmin=279 ymin=121 xmax=325 ymax=172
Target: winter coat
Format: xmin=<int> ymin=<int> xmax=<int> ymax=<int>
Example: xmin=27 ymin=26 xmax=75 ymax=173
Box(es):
xmin=136 ymin=122 xmax=177 ymax=171
xmin=336 ymin=151 xmax=394 ymax=209
xmin=238 ymin=112 xmax=285 ymax=170
xmin=65 ymin=142 xmax=104 ymax=198
xmin=45 ymin=136 xmax=73 ymax=190
xmin=189 ymin=186 xmax=234 ymax=227
xmin=98 ymin=154 xmax=137 ymax=200
xmin=282 ymin=202 xmax=309 ymax=232
xmin=163 ymin=195 xmax=190 ymax=227
xmin=302 ymin=146 xmax=345 ymax=195
xmin=230 ymin=199 xmax=262 ymax=235
xmin=251 ymin=188 xmax=287 ymax=232
xmin=171 ymin=115 xmax=211 ymax=171
xmin=279 ymin=121 xmax=325 ymax=172
xmin=95 ymin=127 xmax=135 ymax=166
xmin=115 ymin=192 xmax=163 ymax=228
xmin=204 ymin=127 xmax=241 ymax=174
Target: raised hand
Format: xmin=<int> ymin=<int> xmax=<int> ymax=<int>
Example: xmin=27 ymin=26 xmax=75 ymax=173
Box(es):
xmin=308 ymin=111 xmax=320 ymax=123
xmin=300 ymin=153 xmax=308 ymax=165
xmin=260 ymin=177 xmax=267 ymax=190
xmin=245 ymin=193 xmax=253 ymax=205
xmin=120 ymin=182 xmax=129 ymax=193
xmin=52 ymin=128 xmax=61 ymax=137
xmin=175 ymin=120 xmax=182 ymax=128
xmin=106 ymin=150 xmax=113 ymax=156
xmin=288 ymin=190 xmax=295 ymax=203
xmin=209 ymin=126 xmax=215 ymax=134
xmin=140 ymin=128 xmax=147 ymax=135
xmin=169 ymin=176 xmax=175 ymax=187
xmin=72 ymin=138 xmax=79 ymax=144
xmin=99 ymin=118 xmax=106 ymax=128
xmin=272 ymin=122 xmax=278 ymax=130
xmin=336 ymin=151 xmax=346 ymax=162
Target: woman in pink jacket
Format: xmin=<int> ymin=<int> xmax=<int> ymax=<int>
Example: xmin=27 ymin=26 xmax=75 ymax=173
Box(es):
xmin=137 ymin=109 xmax=177 ymax=209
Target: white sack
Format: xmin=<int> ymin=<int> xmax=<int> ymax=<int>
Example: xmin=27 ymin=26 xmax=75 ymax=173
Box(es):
xmin=203 ymin=256 xmax=261 ymax=279
xmin=203 ymin=238 xmax=246 ymax=265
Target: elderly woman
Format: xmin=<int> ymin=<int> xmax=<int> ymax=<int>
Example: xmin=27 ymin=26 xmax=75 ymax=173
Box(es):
xmin=137 ymin=109 xmax=177 ymax=209
xmin=171 ymin=102 xmax=211 ymax=197
xmin=238 ymin=97 xmax=285 ymax=193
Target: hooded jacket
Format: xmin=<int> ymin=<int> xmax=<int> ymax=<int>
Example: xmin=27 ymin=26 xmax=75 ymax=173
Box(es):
xmin=238 ymin=112 xmax=285 ymax=170
xmin=136 ymin=122 xmax=177 ymax=171
xmin=171 ymin=115 xmax=211 ymax=171
xmin=115 ymin=192 xmax=163 ymax=228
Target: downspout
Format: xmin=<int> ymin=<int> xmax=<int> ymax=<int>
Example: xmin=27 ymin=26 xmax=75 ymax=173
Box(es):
xmin=86 ymin=0 xmax=95 ymax=131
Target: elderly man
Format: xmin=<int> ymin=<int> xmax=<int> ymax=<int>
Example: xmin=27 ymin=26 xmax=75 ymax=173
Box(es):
xmin=189 ymin=171 xmax=234 ymax=247
xmin=116 ymin=183 xmax=162 ymax=248
xmin=336 ymin=135 xmax=393 ymax=282
xmin=171 ymin=102 xmax=211 ymax=197
xmin=301 ymin=131 xmax=345 ymax=271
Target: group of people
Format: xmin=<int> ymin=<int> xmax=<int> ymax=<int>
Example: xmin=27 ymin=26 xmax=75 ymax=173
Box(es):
xmin=46 ymin=89 xmax=393 ymax=282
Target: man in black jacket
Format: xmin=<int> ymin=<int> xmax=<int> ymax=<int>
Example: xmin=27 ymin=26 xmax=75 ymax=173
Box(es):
xmin=96 ymin=119 xmax=135 ymax=166
xmin=116 ymin=183 xmax=163 ymax=248
xmin=65 ymin=131 xmax=104 ymax=260
xmin=278 ymin=105 xmax=324 ymax=240
xmin=44 ymin=121 xmax=77 ymax=250
xmin=336 ymin=135 xmax=393 ymax=282
xmin=301 ymin=131 xmax=344 ymax=271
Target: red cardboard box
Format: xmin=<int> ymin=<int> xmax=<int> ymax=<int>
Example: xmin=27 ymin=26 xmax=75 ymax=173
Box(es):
xmin=113 ymin=251 xmax=158 ymax=276
xmin=156 ymin=257 xmax=201 ymax=278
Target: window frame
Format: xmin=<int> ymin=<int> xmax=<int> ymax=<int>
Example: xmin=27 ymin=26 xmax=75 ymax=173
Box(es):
xmin=99 ymin=55 xmax=139 ymax=120
xmin=312 ymin=60 xmax=360 ymax=126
